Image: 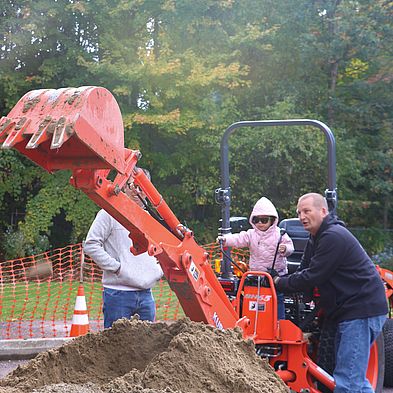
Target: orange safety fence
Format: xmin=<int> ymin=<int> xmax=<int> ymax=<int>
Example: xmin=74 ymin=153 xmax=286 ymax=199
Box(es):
xmin=0 ymin=243 xmax=250 ymax=340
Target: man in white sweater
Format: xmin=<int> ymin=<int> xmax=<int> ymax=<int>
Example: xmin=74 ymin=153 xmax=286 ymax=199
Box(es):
xmin=83 ymin=168 xmax=163 ymax=328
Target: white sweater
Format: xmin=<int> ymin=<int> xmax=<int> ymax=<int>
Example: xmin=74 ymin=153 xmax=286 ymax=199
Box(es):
xmin=83 ymin=210 xmax=163 ymax=291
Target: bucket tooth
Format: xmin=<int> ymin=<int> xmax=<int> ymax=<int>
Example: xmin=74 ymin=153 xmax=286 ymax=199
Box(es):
xmin=26 ymin=116 xmax=53 ymax=149
xmin=0 ymin=117 xmax=15 ymax=143
xmin=22 ymin=92 xmax=41 ymax=114
xmin=1 ymin=86 xmax=126 ymax=172
xmin=2 ymin=128 xmax=24 ymax=149
xmin=50 ymin=117 xmax=68 ymax=149
xmin=2 ymin=118 xmax=30 ymax=149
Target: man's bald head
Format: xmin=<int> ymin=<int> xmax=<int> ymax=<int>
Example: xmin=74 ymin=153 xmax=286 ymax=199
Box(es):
xmin=298 ymin=193 xmax=328 ymax=210
xmin=297 ymin=193 xmax=329 ymax=236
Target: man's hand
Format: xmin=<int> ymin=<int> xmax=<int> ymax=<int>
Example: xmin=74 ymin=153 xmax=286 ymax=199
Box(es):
xmin=267 ymin=268 xmax=279 ymax=278
xmin=267 ymin=268 xmax=281 ymax=286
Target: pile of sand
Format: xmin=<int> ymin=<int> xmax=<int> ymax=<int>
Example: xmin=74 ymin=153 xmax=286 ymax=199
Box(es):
xmin=0 ymin=318 xmax=288 ymax=393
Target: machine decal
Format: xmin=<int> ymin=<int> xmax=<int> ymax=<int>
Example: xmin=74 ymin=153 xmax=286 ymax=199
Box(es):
xmin=212 ymin=312 xmax=224 ymax=330
xmin=189 ymin=261 xmax=200 ymax=281
xmin=245 ymin=294 xmax=272 ymax=302
xmin=249 ymin=301 xmax=266 ymax=312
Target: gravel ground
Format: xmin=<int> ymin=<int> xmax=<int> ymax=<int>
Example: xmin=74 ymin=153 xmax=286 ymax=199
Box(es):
xmin=0 ymin=319 xmax=288 ymax=393
xmin=1 ymin=358 xmax=393 ymax=392
xmin=0 ymin=319 xmax=391 ymax=393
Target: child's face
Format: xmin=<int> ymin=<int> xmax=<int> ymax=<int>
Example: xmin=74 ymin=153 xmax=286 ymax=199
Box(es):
xmin=252 ymin=215 xmax=274 ymax=231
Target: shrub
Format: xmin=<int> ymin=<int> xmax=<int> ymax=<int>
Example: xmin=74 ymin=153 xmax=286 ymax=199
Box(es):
xmin=372 ymin=246 xmax=393 ymax=271
xmin=2 ymin=226 xmax=50 ymax=260
xmin=350 ymin=227 xmax=392 ymax=256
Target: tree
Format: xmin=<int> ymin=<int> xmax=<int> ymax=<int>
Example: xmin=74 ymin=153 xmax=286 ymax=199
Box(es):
xmin=0 ymin=0 xmax=391 ymax=258
xmin=0 ymin=0 xmax=100 ymax=257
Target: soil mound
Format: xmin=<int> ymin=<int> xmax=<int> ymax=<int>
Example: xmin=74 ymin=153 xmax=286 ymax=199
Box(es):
xmin=0 ymin=318 xmax=288 ymax=393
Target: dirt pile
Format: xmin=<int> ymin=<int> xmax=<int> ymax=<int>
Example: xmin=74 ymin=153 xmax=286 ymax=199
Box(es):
xmin=0 ymin=318 xmax=288 ymax=393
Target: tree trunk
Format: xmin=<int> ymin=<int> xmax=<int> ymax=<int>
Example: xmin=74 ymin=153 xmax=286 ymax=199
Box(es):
xmin=383 ymin=195 xmax=390 ymax=230
xmin=326 ymin=0 xmax=342 ymax=125
xmin=328 ymin=61 xmax=339 ymax=125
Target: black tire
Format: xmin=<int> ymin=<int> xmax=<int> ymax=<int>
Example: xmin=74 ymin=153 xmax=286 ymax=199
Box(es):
xmin=316 ymin=323 xmax=336 ymax=393
xmin=317 ymin=323 xmax=336 ymax=375
xmin=384 ymin=318 xmax=393 ymax=387
xmin=316 ymin=324 xmax=385 ymax=393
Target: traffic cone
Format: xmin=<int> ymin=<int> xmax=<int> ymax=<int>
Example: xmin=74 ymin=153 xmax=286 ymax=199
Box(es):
xmin=69 ymin=283 xmax=90 ymax=337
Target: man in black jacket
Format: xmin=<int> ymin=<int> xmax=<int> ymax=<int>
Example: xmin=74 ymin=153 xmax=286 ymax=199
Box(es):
xmin=273 ymin=193 xmax=387 ymax=393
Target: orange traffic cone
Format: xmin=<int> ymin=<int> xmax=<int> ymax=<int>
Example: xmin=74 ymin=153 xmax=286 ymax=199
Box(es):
xmin=69 ymin=283 xmax=90 ymax=337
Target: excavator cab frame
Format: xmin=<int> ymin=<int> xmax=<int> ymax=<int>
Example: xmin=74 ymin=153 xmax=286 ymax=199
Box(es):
xmin=215 ymin=119 xmax=337 ymax=277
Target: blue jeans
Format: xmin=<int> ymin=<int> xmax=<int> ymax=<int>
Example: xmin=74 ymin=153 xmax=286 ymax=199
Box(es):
xmin=103 ymin=288 xmax=156 ymax=328
xmin=333 ymin=315 xmax=386 ymax=393
xmin=277 ymin=292 xmax=286 ymax=320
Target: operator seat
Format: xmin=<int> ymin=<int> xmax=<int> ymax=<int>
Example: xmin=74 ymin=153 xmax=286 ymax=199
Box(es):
xmin=279 ymin=218 xmax=309 ymax=273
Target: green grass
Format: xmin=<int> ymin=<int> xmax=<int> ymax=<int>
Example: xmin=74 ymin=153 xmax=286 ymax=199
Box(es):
xmin=153 ymin=281 xmax=185 ymax=320
xmin=0 ymin=280 xmax=184 ymax=322
xmin=0 ymin=281 xmax=100 ymax=321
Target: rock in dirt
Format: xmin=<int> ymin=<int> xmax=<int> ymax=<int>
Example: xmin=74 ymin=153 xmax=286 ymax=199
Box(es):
xmin=0 ymin=318 xmax=288 ymax=393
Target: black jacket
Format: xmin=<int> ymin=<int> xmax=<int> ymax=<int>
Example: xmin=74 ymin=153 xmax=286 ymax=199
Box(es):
xmin=276 ymin=214 xmax=388 ymax=323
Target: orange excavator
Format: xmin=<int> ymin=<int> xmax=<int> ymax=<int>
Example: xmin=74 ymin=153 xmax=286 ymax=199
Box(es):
xmin=1 ymin=86 xmax=392 ymax=392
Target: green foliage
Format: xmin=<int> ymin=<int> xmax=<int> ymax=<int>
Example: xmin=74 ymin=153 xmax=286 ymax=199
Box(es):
xmin=0 ymin=0 xmax=391 ymax=258
xmin=2 ymin=227 xmax=50 ymax=260
xmin=18 ymin=171 xmax=99 ymax=247
xmin=372 ymin=246 xmax=393 ymax=271
xmin=351 ymin=227 xmax=393 ymax=256
xmin=227 ymin=99 xmax=329 ymax=220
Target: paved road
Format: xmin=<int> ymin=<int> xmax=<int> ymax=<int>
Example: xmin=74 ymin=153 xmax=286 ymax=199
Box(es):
xmin=0 ymin=359 xmax=27 ymax=379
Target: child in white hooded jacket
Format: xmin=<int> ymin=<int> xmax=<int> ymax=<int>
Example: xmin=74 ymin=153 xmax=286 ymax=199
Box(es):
xmin=218 ymin=196 xmax=294 ymax=319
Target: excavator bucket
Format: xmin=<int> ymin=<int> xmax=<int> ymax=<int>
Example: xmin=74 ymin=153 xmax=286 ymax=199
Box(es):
xmin=0 ymin=86 xmax=126 ymax=173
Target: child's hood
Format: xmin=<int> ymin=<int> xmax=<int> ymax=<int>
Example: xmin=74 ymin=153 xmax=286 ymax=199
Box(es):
xmin=249 ymin=197 xmax=279 ymax=228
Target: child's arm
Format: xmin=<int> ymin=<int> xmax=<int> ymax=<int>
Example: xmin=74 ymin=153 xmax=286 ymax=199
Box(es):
xmin=217 ymin=230 xmax=251 ymax=248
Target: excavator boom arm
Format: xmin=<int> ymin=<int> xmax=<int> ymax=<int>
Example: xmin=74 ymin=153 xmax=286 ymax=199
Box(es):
xmin=0 ymin=86 xmax=238 ymax=329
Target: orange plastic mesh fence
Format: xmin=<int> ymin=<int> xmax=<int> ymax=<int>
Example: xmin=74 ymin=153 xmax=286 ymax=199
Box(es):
xmin=0 ymin=243 xmax=249 ymax=339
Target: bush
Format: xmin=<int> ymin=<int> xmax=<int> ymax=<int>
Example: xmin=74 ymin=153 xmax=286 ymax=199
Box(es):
xmin=350 ymin=227 xmax=392 ymax=256
xmin=372 ymin=246 xmax=393 ymax=271
xmin=2 ymin=226 xmax=50 ymax=260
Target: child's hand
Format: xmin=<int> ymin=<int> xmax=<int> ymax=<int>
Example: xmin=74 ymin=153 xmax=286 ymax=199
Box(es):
xmin=278 ymin=244 xmax=286 ymax=254
xmin=216 ymin=236 xmax=226 ymax=244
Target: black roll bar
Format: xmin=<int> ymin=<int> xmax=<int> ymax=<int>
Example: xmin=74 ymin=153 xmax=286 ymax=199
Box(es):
xmin=215 ymin=119 xmax=337 ymax=278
